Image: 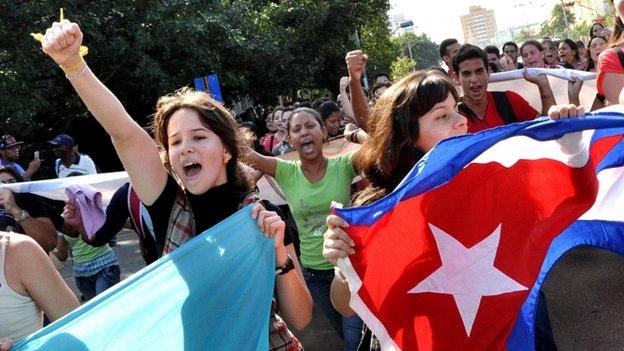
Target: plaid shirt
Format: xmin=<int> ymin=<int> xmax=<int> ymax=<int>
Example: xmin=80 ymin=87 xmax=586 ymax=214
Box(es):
xmin=270 ymin=300 xmax=303 ymax=351
xmin=163 ymin=189 xmax=260 ymax=255
xmin=162 ymin=190 xmax=195 ymax=255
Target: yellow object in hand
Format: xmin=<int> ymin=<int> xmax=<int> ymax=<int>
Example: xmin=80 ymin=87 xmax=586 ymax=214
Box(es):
xmin=30 ymin=8 xmax=88 ymax=57
xmin=30 ymin=33 xmax=44 ymax=42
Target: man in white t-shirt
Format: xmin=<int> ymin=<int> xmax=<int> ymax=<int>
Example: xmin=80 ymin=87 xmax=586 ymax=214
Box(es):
xmin=48 ymin=134 xmax=98 ymax=178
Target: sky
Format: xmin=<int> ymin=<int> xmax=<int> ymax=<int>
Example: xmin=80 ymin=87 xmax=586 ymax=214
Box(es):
xmin=390 ymin=0 xmax=560 ymax=43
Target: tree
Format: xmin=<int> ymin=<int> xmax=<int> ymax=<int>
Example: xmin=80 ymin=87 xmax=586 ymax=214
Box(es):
xmin=392 ymin=32 xmax=440 ymax=70
xmin=390 ymin=56 xmax=415 ymax=81
xmin=538 ymin=4 xmax=575 ymax=39
xmin=0 ymin=0 xmax=393 ymax=172
xmin=361 ymin=10 xmax=396 ymax=81
xmin=513 ymin=28 xmax=536 ymax=43
xmin=571 ymin=21 xmax=591 ymax=43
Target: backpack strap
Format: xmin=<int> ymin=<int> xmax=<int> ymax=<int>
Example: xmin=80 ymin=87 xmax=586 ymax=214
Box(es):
xmin=55 ymin=159 xmax=61 ymax=175
xmin=127 ymin=183 xmax=146 ymax=239
xmin=457 ymin=98 xmax=476 ymax=119
xmin=491 ymin=91 xmax=517 ymax=125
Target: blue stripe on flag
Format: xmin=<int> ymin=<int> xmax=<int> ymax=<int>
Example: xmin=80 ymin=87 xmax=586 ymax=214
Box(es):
xmin=336 ymin=114 xmax=624 ymax=227
xmin=11 ymin=205 xmax=275 ymax=351
xmin=508 ymin=220 xmax=624 ymax=350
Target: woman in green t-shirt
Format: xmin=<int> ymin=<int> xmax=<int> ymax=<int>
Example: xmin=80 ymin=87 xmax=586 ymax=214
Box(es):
xmin=245 ymin=107 xmax=363 ymax=350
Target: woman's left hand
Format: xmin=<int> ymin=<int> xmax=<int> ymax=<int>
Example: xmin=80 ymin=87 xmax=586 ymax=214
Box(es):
xmin=251 ymin=203 xmax=286 ymax=250
xmin=548 ymin=104 xmax=585 ymax=120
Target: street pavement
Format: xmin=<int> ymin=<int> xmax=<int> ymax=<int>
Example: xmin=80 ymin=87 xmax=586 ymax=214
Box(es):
xmin=59 ymin=231 xmax=624 ymax=350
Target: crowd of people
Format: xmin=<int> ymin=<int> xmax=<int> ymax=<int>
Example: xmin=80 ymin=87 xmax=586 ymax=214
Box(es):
xmin=2 ymin=1 xmax=624 ymax=350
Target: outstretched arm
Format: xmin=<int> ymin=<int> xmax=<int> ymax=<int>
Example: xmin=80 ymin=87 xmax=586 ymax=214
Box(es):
xmin=345 ymin=50 xmax=370 ymax=131
xmin=0 ymin=189 xmax=56 ymax=251
xmin=242 ymin=146 xmax=278 ymax=177
xmin=523 ymin=69 xmax=556 ymax=115
xmin=41 ymin=20 xmax=166 ymax=205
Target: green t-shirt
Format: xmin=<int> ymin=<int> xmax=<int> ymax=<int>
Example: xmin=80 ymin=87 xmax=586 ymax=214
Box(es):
xmin=64 ymin=235 xmax=113 ymax=264
xmin=275 ymin=152 xmax=357 ymax=270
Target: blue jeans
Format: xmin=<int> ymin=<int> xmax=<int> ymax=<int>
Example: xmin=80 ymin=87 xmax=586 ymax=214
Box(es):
xmin=75 ymin=265 xmax=121 ymax=301
xmin=303 ymin=267 xmax=363 ymax=351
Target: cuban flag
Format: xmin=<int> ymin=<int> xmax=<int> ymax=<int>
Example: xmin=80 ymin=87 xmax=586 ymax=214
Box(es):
xmin=334 ymin=110 xmax=624 ymax=350
xmin=10 ymin=205 xmax=275 ymax=351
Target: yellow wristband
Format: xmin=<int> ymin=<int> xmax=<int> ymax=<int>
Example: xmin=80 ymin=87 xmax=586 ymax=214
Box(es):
xmin=59 ymin=57 xmax=85 ymax=74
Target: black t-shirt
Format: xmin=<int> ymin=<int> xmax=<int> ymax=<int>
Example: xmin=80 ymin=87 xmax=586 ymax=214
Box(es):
xmin=0 ymin=192 xmax=50 ymax=233
xmin=87 ymin=182 xmax=160 ymax=265
xmin=146 ymin=176 xmax=292 ymax=254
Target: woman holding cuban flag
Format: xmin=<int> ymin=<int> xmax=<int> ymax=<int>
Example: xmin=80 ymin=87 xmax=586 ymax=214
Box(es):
xmin=322 ymin=69 xmax=585 ymax=350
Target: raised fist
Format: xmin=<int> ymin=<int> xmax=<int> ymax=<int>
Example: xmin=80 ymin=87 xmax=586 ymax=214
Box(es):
xmin=345 ymin=50 xmax=368 ymax=81
xmin=41 ymin=20 xmax=84 ymax=68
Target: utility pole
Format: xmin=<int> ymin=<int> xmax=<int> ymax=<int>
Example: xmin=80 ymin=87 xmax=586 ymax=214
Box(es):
xmin=354 ymin=30 xmax=369 ymax=90
xmin=560 ymin=0 xmax=572 ymax=38
xmin=406 ymin=42 xmax=415 ymax=72
xmin=395 ymin=20 xmax=417 ymax=72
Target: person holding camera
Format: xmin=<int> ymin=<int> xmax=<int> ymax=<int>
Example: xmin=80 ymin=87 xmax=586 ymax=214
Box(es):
xmin=0 ymin=135 xmax=41 ymax=182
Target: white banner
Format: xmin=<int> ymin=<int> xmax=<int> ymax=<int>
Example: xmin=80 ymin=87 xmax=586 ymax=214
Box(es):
xmin=487 ymin=68 xmax=598 ymax=112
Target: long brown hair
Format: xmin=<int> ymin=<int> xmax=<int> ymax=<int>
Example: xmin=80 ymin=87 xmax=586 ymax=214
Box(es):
xmin=151 ymin=88 xmax=250 ymax=190
xmin=609 ymin=0 xmax=624 ymax=47
xmin=353 ymin=70 xmax=458 ymax=205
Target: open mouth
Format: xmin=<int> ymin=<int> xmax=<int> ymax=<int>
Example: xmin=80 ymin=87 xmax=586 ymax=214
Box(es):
xmin=469 ymin=85 xmax=482 ymax=95
xmin=300 ymin=140 xmax=315 ymax=153
xmin=183 ymin=162 xmax=202 ymax=179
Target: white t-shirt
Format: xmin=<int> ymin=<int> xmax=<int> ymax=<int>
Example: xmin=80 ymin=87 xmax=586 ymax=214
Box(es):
xmin=55 ymin=153 xmax=98 ymax=178
xmin=0 ymin=235 xmax=43 ymax=340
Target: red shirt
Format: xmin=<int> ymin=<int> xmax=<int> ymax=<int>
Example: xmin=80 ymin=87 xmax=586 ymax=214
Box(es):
xmin=596 ymin=48 xmax=624 ymax=96
xmin=461 ymin=91 xmax=538 ymax=133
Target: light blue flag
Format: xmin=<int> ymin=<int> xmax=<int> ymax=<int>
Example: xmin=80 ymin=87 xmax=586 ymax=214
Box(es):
xmin=12 ymin=205 xmax=275 ymax=350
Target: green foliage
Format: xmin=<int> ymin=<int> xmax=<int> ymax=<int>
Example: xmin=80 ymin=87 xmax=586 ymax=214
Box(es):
xmin=513 ymin=28 xmax=536 ymax=43
xmin=387 ymin=31 xmax=440 ymax=83
xmin=571 ymin=21 xmax=591 ymax=43
xmin=392 ymin=32 xmax=440 ymax=69
xmin=361 ymin=11 xmax=395 ymax=81
xmin=390 ymin=56 xmax=414 ymax=81
xmin=0 ymin=0 xmax=392 ymax=142
xmin=538 ymin=4 xmax=575 ymax=39
xmin=603 ymin=6 xmax=615 ymax=29
xmin=513 ymin=4 xmax=596 ymax=42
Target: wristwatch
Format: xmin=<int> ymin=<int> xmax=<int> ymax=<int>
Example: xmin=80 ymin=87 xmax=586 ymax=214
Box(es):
xmin=275 ymin=254 xmax=295 ymax=276
xmin=16 ymin=210 xmax=31 ymax=224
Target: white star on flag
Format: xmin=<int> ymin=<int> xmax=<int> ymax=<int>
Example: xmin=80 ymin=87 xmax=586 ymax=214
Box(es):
xmin=408 ymin=223 xmax=527 ymax=336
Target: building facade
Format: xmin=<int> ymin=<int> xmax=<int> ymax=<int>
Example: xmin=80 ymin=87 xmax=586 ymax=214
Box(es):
xmin=461 ymin=5 xmax=498 ymax=48
xmin=568 ymin=0 xmax=608 ymax=25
